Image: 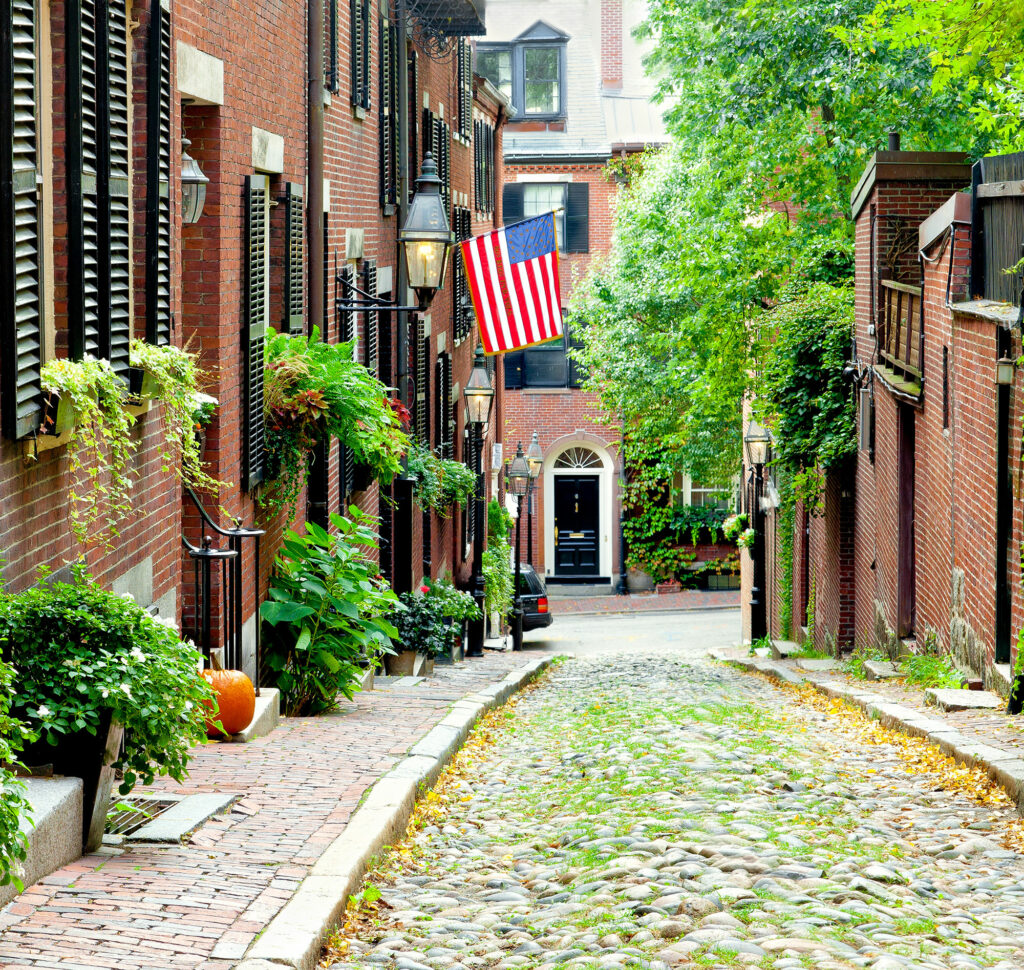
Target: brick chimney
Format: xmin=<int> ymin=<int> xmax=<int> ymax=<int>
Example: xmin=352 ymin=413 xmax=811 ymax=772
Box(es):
xmin=601 ymin=0 xmax=623 ymax=90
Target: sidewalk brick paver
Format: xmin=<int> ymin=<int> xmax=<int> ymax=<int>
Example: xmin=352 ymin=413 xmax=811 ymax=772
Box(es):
xmin=0 ymin=653 xmax=523 ymax=970
xmin=552 ymin=588 xmax=739 ymax=615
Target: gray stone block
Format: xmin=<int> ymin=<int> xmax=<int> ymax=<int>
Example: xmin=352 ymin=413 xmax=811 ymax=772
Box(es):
xmin=989 ymin=759 xmax=1024 ymax=808
xmin=863 ymin=660 xmax=902 ymax=680
xmin=769 ymin=640 xmax=800 ymax=660
xmin=130 ymin=792 xmax=237 ymax=843
xmin=925 ymin=688 xmax=1003 ymax=711
xmin=231 ymin=688 xmax=280 ymax=743
xmin=0 ymin=777 xmax=83 ymax=908
xmin=795 ymin=658 xmax=841 ymax=671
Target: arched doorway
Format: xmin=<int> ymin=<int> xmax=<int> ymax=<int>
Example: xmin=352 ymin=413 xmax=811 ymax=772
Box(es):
xmin=543 ymin=443 xmax=614 ymax=581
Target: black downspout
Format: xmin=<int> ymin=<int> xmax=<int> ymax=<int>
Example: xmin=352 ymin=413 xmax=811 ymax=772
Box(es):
xmin=996 ymin=324 xmax=1012 ymax=665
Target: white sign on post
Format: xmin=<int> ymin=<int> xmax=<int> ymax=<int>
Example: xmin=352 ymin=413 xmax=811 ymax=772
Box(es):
xmin=491 ymin=442 xmax=503 ymax=470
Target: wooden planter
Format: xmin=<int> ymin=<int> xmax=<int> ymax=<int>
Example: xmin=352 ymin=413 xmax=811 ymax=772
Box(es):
xmin=20 ymin=712 xmax=124 ymax=853
xmin=385 ymin=649 xmax=418 ymax=676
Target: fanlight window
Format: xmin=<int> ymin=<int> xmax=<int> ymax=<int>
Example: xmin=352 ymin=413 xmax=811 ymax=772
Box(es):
xmin=554 ymin=447 xmax=601 ymax=469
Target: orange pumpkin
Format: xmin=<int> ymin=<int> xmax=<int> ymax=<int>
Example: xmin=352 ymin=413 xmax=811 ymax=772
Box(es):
xmin=201 ymin=668 xmax=256 ymax=737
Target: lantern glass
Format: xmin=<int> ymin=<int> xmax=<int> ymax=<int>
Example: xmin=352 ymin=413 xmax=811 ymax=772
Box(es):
xmin=506 ymin=443 xmax=531 ymax=497
xmin=996 ymin=357 xmax=1015 ymax=386
xmin=744 ymin=418 xmax=771 ymax=467
xmin=403 ymin=238 xmax=449 ymax=292
xmin=464 ymin=347 xmax=494 ymax=428
xmin=180 ymin=139 xmax=209 ymax=224
xmin=526 ymin=430 xmax=543 ymax=479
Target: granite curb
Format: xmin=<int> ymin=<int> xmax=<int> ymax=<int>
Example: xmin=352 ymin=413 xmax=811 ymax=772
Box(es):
xmin=234 ymin=653 xmax=559 ymax=970
xmin=711 ymin=647 xmax=1024 ymax=815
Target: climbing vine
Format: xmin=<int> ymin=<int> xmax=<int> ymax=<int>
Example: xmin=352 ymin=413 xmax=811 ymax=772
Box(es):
xmin=776 ymin=473 xmax=796 ymax=640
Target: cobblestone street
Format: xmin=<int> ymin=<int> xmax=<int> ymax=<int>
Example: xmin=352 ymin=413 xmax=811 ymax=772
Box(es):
xmin=325 ymin=614 xmax=1024 ymax=970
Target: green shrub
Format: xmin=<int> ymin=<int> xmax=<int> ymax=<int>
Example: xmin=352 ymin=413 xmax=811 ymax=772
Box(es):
xmin=488 ymin=498 xmax=512 ymax=541
xmin=483 ymin=537 xmax=514 ymax=619
xmin=421 ymin=576 xmax=481 ymax=623
xmin=388 ymin=590 xmax=449 ymax=658
xmin=406 ymin=444 xmax=477 ymax=513
xmin=0 ymin=658 xmax=32 ymax=890
xmin=261 ymin=511 xmax=399 ymax=716
xmin=1 ymin=567 xmax=214 ymax=794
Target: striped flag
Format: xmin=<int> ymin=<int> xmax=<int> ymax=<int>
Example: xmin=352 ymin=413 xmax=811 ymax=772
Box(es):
xmin=460 ymin=212 xmax=564 ymax=354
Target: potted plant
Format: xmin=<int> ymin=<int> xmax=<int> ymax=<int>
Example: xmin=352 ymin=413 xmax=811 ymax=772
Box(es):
xmin=405 ymin=443 xmax=477 ymax=515
xmin=40 ymin=356 xmax=138 ymax=547
xmin=260 ymin=328 xmax=408 ymax=519
xmin=260 ymin=511 xmax=399 ymax=715
xmin=129 ymin=339 xmax=224 ymax=496
xmin=422 ymin=576 xmax=481 ymax=662
xmin=387 ymin=589 xmax=449 ymax=675
xmin=2 ymin=566 xmax=215 ymax=851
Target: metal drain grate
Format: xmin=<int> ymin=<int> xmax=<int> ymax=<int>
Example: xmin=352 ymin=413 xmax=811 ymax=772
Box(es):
xmin=106 ymin=794 xmax=181 ymax=836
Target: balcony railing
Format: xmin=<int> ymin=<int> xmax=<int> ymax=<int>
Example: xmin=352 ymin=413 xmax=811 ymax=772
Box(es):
xmin=878 ymin=279 xmax=923 ymax=387
xmin=407 ymin=0 xmax=485 ymax=37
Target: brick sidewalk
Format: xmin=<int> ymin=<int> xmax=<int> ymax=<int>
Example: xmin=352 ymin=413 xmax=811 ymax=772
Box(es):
xmin=552 ymin=589 xmax=739 ymax=615
xmin=0 ymin=653 xmax=525 ymax=970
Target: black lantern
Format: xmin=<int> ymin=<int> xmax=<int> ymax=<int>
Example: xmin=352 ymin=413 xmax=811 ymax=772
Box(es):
xmin=526 ymin=431 xmax=543 ymax=481
xmin=506 ymin=442 xmax=531 ymax=497
xmin=180 ymin=138 xmax=209 ymax=224
xmin=401 ymin=153 xmax=453 ymax=309
xmin=744 ymin=419 xmax=771 ymax=468
xmin=464 ymin=347 xmax=494 ymax=429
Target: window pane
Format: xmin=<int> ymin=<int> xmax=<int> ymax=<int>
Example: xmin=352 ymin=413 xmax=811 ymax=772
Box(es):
xmin=523 ymin=183 xmax=566 ymax=248
xmin=523 ymin=346 xmax=567 ymax=386
xmin=525 ymin=80 xmax=558 ymax=115
xmin=524 ymin=47 xmax=558 ymax=79
xmin=478 ymin=49 xmax=512 ymax=100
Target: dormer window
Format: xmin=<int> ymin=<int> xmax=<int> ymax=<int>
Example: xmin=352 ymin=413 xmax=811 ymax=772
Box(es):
xmin=477 ymin=21 xmax=568 ymax=121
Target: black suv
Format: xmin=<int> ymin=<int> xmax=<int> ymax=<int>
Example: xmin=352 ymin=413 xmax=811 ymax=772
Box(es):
xmin=516 ymin=564 xmax=553 ymax=632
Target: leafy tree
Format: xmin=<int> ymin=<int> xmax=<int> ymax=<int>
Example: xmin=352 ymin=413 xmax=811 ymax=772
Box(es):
xmin=860 ymin=1 xmax=1024 ymax=149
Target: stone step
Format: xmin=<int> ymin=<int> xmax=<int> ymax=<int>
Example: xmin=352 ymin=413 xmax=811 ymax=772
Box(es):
xmin=0 ymin=777 xmax=83 ymax=907
xmin=769 ymin=640 xmax=801 ymax=660
xmin=863 ymin=660 xmax=902 ymax=681
xmin=795 ymin=658 xmax=842 ymax=672
xmin=925 ymin=687 xmax=1004 ymax=712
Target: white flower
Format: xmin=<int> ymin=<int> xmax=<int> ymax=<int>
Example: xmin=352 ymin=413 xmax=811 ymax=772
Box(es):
xmin=130 ymin=647 xmax=145 ymax=662
xmin=35 ymin=705 xmax=52 ymax=719
xmin=101 ymin=688 xmax=110 ymax=699
xmin=152 ymin=614 xmax=178 ymax=632
xmin=119 ymin=683 xmax=133 ymax=700
xmin=120 ymin=592 xmax=135 ymax=602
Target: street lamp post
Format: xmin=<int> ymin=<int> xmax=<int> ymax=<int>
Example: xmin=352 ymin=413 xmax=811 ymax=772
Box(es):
xmin=463 ymin=348 xmax=494 ymax=657
xmin=744 ymin=419 xmax=772 ymax=642
xmin=505 ymin=442 xmax=531 ymax=652
xmin=525 ymin=431 xmax=543 ymax=568
xmin=615 ymin=440 xmax=628 ymax=595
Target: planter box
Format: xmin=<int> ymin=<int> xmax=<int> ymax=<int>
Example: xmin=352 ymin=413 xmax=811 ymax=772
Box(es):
xmin=384 ymin=649 xmax=418 ymax=676
xmin=627 ymin=568 xmax=654 ymax=593
xmin=656 ymin=580 xmax=682 ymax=594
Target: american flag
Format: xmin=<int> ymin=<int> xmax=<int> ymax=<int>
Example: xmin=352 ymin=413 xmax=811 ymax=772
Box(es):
xmin=460 ymin=212 xmax=564 ymax=354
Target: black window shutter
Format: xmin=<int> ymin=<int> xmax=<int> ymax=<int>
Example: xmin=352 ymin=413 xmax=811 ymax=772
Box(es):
xmin=283 ymin=183 xmax=305 ymax=334
xmin=324 ymin=0 xmax=338 ymax=91
xmin=504 ymin=350 xmax=524 ymax=389
xmin=362 ymin=260 xmax=378 ymax=372
xmin=567 ymin=323 xmax=587 ymax=388
xmin=441 ymin=120 xmax=451 ymax=214
xmin=349 ymin=0 xmax=363 ymax=107
xmin=565 ymin=182 xmax=590 ymax=253
xmin=340 ymin=264 xmax=355 ymax=345
xmin=244 ymin=177 xmax=267 ymax=491
xmin=503 ymin=183 xmax=524 ymax=225
xmin=414 ymin=322 xmax=429 ymax=445
xmin=379 ymin=17 xmax=398 ymax=207
xmin=146 ymin=1 xmax=172 ymax=344
xmin=378 ymin=308 xmax=393 ymax=387
xmin=458 ymin=40 xmax=472 ymax=138
xmin=407 ymin=49 xmax=418 ymax=193
xmin=0 ymin=0 xmax=43 ymax=440
xmin=444 ymin=352 xmax=453 ymax=457
xmin=100 ymin=0 xmax=131 ymax=378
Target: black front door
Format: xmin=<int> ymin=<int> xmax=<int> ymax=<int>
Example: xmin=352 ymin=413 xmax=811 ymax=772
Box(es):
xmin=554 ymin=476 xmax=599 ymax=576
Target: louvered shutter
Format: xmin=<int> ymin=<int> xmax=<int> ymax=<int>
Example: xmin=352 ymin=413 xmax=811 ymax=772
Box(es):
xmin=340 ymin=264 xmax=355 ymax=347
xmin=440 ymin=119 xmax=451 ymax=214
xmin=350 ymin=0 xmax=370 ymax=109
xmin=100 ymin=0 xmax=131 ymax=377
xmin=324 ymin=0 xmax=338 ymax=91
xmin=244 ymin=177 xmax=267 ymax=491
xmin=457 ymin=40 xmax=472 ymax=138
xmin=407 ymin=49 xmax=418 ymax=196
xmin=414 ymin=323 xmax=429 ymax=445
xmin=146 ymin=0 xmax=172 ymax=344
xmin=567 ymin=323 xmax=586 ymax=388
xmin=378 ymin=307 xmax=392 ymax=387
xmin=502 ymin=183 xmax=524 ymax=225
xmin=283 ymin=183 xmax=305 ymax=334
xmin=0 ymin=0 xmax=43 ymax=440
xmin=486 ymin=124 xmax=494 ymax=212
xmin=379 ymin=17 xmax=396 ymax=208
xmin=473 ymin=120 xmax=480 ymax=210
xmin=565 ymin=182 xmax=590 ymax=253
xmin=66 ymin=0 xmax=100 ymax=359
xmin=362 ymin=260 xmax=378 ymax=372
xmin=338 ymin=442 xmax=354 ymax=503
xmin=435 ymin=352 xmax=452 ymax=458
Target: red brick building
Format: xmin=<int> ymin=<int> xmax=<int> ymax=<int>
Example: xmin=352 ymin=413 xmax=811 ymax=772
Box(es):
xmin=751 ymin=148 xmax=1024 ymax=691
xmin=476 ymin=0 xmax=665 ymax=589
xmin=0 ymin=0 xmax=508 ymax=681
